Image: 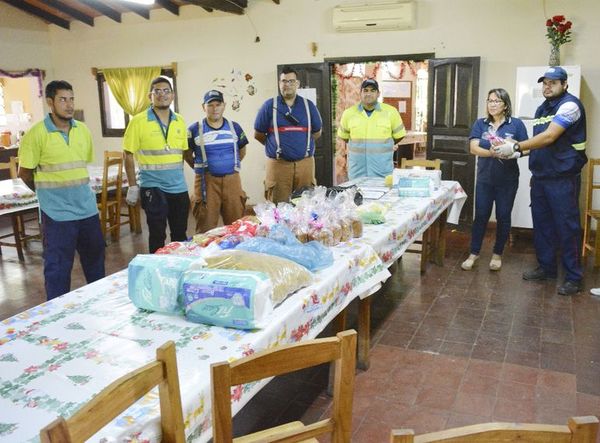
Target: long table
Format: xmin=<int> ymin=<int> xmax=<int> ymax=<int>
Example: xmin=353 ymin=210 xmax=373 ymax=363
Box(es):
xmin=0 ymin=180 xmax=465 ymax=442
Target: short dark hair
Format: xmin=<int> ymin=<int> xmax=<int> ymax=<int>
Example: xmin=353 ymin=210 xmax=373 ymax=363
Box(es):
xmin=45 ymin=80 xmax=73 ymax=99
xmin=149 ymin=76 xmax=172 ymax=92
xmin=280 ymin=66 xmax=298 ymax=77
xmin=486 ymin=88 xmax=513 ymax=121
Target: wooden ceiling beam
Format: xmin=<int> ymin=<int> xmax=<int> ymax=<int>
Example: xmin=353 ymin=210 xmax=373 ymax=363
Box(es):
xmin=186 ymin=0 xmax=246 ymax=15
xmin=78 ymin=0 xmax=121 ymax=23
xmin=119 ymin=2 xmax=151 ymax=20
xmin=43 ymin=0 xmax=95 ymax=27
xmin=155 ymin=0 xmax=179 ymax=16
xmin=272 ymin=0 xmax=280 ymax=4
xmin=1 ymin=0 xmax=70 ymax=29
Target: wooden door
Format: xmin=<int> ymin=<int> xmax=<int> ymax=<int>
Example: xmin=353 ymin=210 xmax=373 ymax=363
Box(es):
xmin=277 ymin=63 xmax=333 ymax=187
xmin=426 ymin=57 xmax=480 ymax=224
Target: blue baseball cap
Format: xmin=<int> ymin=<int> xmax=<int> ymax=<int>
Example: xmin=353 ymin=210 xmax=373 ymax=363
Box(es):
xmin=203 ymin=89 xmax=224 ymax=104
xmin=537 ymin=66 xmax=568 ymax=83
xmin=361 ymin=79 xmax=379 ymax=90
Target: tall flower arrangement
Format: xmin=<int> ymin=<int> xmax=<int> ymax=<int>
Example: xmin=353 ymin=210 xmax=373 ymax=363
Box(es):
xmin=546 ymin=15 xmax=572 ymax=49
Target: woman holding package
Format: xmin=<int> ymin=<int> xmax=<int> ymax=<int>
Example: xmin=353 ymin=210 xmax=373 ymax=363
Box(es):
xmin=461 ymin=88 xmax=528 ymax=271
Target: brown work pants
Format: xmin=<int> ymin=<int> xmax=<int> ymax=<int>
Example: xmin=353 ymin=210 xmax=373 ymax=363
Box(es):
xmin=192 ymin=172 xmax=247 ymax=234
xmin=264 ymin=157 xmax=316 ymax=204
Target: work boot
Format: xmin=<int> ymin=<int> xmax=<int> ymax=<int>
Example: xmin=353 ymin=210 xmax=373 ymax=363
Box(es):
xmin=558 ymin=280 xmax=582 ymax=296
xmin=522 ymin=266 xmax=556 ymax=281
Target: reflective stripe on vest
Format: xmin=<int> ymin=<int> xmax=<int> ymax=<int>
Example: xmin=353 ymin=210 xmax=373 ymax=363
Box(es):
xmin=138 ymin=163 xmax=182 ymax=170
xmin=272 ymin=96 xmax=311 ymax=159
xmin=36 ymin=177 xmax=90 ymax=189
xmin=138 ymin=148 xmax=184 ymax=156
xmin=37 ymin=160 xmax=87 ymax=172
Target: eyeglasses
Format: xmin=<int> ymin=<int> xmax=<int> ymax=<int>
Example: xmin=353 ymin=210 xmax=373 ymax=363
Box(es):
xmin=152 ymin=88 xmax=172 ymax=95
xmin=486 ymin=99 xmax=504 ymax=105
xmin=279 ymin=79 xmax=298 ymax=85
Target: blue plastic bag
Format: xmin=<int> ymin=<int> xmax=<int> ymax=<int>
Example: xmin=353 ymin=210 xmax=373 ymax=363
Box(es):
xmin=236 ymin=224 xmax=333 ymax=272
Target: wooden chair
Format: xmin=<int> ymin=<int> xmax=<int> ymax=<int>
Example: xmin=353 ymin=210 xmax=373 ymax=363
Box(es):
xmin=399 ymin=158 xmax=443 ymax=273
xmin=9 ymin=156 xmax=41 ymax=245
xmin=390 ymin=415 xmax=599 ymax=443
xmin=211 ymin=329 xmax=357 ymax=443
xmin=97 ymin=151 xmax=124 ymax=241
xmin=40 ymin=341 xmax=186 ymax=443
xmin=582 ymin=158 xmax=600 ymax=267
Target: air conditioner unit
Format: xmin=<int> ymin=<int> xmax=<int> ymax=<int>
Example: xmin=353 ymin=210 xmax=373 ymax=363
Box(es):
xmin=332 ymin=1 xmax=416 ymax=33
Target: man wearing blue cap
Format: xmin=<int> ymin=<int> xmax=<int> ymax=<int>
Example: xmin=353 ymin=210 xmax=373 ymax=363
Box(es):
xmin=493 ymin=66 xmax=587 ymax=295
xmin=185 ymin=90 xmax=248 ymax=233
xmin=337 ymin=78 xmax=406 ymax=180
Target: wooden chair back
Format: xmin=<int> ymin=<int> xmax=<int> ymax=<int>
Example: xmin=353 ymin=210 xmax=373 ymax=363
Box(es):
xmin=211 ymin=329 xmax=357 ymax=443
xmin=8 ymin=156 xmax=19 ymax=178
xmin=400 ymin=158 xmax=441 ymax=170
xmin=40 ymin=341 xmax=186 ymax=443
xmin=390 ymin=416 xmax=599 ymax=443
xmin=399 ymin=157 xmax=442 ymax=273
xmin=97 ymin=150 xmax=124 ymax=241
xmin=582 ymin=158 xmax=600 ymax=267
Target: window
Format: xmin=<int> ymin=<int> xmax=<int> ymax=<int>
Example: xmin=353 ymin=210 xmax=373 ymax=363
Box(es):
xmin=96 ymin=68 xmax=178 ymax=137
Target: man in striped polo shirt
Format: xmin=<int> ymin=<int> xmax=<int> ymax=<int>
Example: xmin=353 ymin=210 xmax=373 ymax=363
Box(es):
xmin=19 ymin=80 xmax=105 ymax=299
xmin=185 ymin=90 xmax=248 ymax=233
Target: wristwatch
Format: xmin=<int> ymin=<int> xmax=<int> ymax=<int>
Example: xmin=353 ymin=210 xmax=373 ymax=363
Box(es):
xmin=512 ymin=142 xmax=522 ymax=154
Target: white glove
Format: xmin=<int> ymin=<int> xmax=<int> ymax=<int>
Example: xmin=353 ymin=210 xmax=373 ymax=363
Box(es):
xmin=126 ymin=185 xmax=139 ymax=206
xmin=491 ymin=142 xmax=515 ymax=158
xmin=504 ymin=151 xmax=521 ymax=160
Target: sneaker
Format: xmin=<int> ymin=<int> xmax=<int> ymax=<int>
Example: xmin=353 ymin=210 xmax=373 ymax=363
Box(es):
xmin=489 ymin=254 xmax=502 ymax=271
xmin=461 ymin=254 xmax=479 ymax=271
xmin=558 ymin=280 xmax=582 ymax=296
xmin=522 ymin=266 xmax=556 ymax=281
xmin=591 ymin=288 xmax=600 ymax=297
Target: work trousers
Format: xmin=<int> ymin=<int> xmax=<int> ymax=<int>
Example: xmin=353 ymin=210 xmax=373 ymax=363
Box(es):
xmin=531 ymin=175 xmax=583 ymax=282
xmin=192 ymin=172 xmax=247 ymax=234
xmin=470 ymin=180 xmax=519 ymax=255
xmin=140 ymin=187 xmax=190 ymax=253
xmin=264 ymin=156 xmax=315 ymax=204
xmin=41 ymin=212 xmax=105 ymax=300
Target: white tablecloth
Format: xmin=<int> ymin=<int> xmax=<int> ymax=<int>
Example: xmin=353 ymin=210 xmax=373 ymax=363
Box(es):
xmin=0 ymin=180 xmax=465 ymax=442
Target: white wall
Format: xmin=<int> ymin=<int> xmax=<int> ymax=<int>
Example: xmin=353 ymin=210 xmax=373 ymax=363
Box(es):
xmin=2 ymin=0 xmax=599 ymax=204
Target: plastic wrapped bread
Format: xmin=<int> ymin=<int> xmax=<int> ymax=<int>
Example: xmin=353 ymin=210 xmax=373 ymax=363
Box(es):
xmin=127 ymin=254 xmax=206 ymax=314
xmin=205 ymin=250 xmax=312 ymax=305
xmin=181 ymin=269 xmax=273 ymax=329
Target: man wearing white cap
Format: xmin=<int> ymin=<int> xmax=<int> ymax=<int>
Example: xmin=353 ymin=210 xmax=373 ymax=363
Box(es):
xmin=493 ymin=66 xmax=587 ymax=295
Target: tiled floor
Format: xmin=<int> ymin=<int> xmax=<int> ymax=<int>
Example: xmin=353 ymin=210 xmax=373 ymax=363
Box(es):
xmin=1 ymin=220 xmax=599 ymax=441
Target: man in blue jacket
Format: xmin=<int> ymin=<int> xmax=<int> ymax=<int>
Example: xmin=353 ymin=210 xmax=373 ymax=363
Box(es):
xmin=493 ymin=66 xmax=587 ymax=295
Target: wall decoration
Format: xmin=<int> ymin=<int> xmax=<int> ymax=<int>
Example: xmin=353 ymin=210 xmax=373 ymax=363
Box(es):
xmin=210 ymin=69 xmax=257 ymax=112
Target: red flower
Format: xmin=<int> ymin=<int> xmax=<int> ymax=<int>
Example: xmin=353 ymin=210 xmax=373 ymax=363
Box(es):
xmin=552 ymin=15 xmax=565 ymax=22
xmin=231 ymin=385 xmax=243 ymax=402
xmin=546 ymin=19 xmax=552 ymax=26
xmin=546 ymin=15 xmax=572 ymax=47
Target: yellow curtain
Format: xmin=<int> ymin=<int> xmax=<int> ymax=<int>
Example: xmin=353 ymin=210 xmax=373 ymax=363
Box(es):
xmin=103 ymin=66 xmax=161 ymax=116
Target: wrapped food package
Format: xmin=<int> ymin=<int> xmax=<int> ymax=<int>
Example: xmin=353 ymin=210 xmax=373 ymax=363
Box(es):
xmin=205 ymin=250 xmax=312 ymax=305
xmin=128 ymin=254 xmax=205 ymax=314
xmin=181 ymin=269 xmax=273 ymax=329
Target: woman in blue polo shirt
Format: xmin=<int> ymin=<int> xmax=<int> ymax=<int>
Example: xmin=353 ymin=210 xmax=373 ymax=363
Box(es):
xmin=462 ymin=88 xmax=528 ymax=271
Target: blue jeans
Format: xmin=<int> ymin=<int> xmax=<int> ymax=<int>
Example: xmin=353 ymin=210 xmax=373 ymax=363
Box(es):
xmin=470 ymin=180 xmax=518 ymax=255
xmin=531 ymin=175 xmax=582 ymax=282
xmin=42 ymin=212 xmax=105 ymax=300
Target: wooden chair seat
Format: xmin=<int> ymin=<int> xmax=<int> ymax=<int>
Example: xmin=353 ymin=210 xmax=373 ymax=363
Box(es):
xmin=390 ymin=416 xmax=599 ymax=443
xmin=211 ymin=330 xmax=357 ymax=443
xmin=40 ymin=341 xmax=185 ymax=443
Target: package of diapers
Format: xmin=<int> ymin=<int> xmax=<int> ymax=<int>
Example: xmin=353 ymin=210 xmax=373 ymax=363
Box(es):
xmin=397 ymin=176 xmax=431 ymax=197
xmin=393 ymin=168 xmax=442 ymax=188
xmin=128 ymin=254 xmax=205 ymax=314
xmin=181 ymin=269 xmax=273 ymax=329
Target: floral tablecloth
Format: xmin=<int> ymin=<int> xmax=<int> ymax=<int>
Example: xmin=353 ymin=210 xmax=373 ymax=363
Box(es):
xmin=355 ymin=179 xmax=467 ymax=266
xmin=0 ymin=242 xmax=389 ymax=442
xmin=0 ymin=180 xmax=465 ymax=442
xmin=0 ymin=179 xmax=37 ymax=210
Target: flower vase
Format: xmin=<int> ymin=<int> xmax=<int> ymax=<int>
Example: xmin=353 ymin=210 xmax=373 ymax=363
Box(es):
xmin=549 ymin=45 xmax=561 ymax=66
